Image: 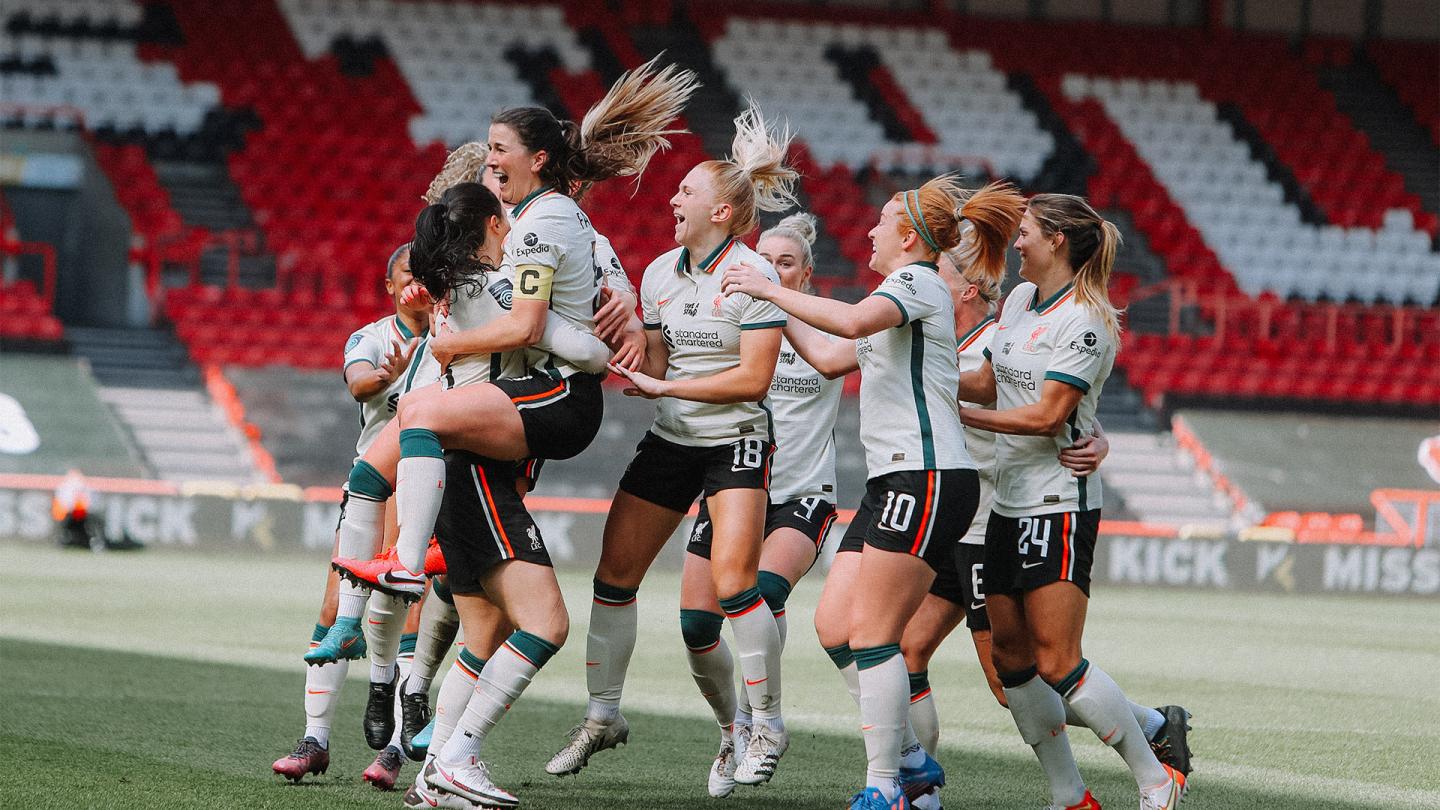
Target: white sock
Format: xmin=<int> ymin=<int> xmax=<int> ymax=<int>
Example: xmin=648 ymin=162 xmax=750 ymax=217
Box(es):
xmin=840 ymin=661 xmax=862 ymax=706
xmin=438 ymin=633 xmax=556 ymax=762
xmin=687 ymin=637 xmax=738 ymax=731
xmin=722 ymin=589 xmax=783 ymax=723
xmin=336 ymin=495 xmax=386 ymax=620
xmin=909 ymin=687 xmax=940 ymax=754
xmin=1004 ymin=672 xmax=1086 ymax=808
xmin=395 ymin=456 xmax=445 ymax=573
xmin=856 ymin=647 xmax=907 ymax=801
xmin=407 ymin=595 xmax=459 ymax=696
xmin=1063 ymin=699 xmax=1164 ymax=741
xmin=585 ymin=581 xmax=637 ymax=720
xmin=303 ymin=659 xmax=348 ymax=747
xmin=1061 ymin=661 xmax=1169 ymax=789
xmin=431 ymin=651 xmax=484 ymax=753
xmin=366 ymin=593 xmax=407 ymax=681
xmin=385 ymin=655 xmax=414 ymax=749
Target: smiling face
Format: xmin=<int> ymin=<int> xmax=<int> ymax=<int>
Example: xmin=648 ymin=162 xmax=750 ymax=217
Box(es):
xmin=1015 ymin=208 xmax=1059 ymax=283
xmin=669 ymin=165 xmax=725 ymax=248
xmin=866 ymin=199 xmax=912 ymax=275
xmin=486 ymin=123 xmax=543 ymax=205
xmin=758 ymin=234 xmax=811 ymax=292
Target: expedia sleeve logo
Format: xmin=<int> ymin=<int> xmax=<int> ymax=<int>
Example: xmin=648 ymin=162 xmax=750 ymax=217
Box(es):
xmin=1068 ymin=330 xmax=1104 ymax=357
xmin=515 ymin=231 xmax=551 ymax=258
xmin=489 ymin=278 xmax=514 ymax=310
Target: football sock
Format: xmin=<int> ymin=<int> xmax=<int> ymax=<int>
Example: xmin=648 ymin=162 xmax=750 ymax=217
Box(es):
xmin=720 ymin=587 xmax=783 ymax=725
xmin=1003 ymin=667 xmax=1086 ymax=808
xmin=585 ymin=579 xmax=637 ymax=722
xmin=430 ymin=648 xmax=485 ymax=753
xmin=1057 ymin=659 xmax=1169 ymax=790
xmin=303 ymin=623 xmax=347 ymax=747
xmin=407 ymin=594 xmax=460 ymax=696
xmin=366 ymin=593 xmax=407 ymax=682
xmin=908 ymin=670 xmax=939 ymax=754
xmin=854 ymin=644 xmax=907 ymax=802
xmin=395 ymin=429 xmax=445 ymax=574
xmin=681 ymin=609 xmax=737 ymax=732
xmin=439 ymin=631 xmax=559 ymax=762
xmin=335 ymin=468 xmax=388 ymax=621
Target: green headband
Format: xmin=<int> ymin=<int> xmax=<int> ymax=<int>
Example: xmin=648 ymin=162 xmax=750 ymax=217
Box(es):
xmin=902 ymin=189 xmax=940 ymax=253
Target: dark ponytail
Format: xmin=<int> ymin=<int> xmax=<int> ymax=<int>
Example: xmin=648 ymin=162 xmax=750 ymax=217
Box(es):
xmin=407 ymin=182 xmax=505 ymax=301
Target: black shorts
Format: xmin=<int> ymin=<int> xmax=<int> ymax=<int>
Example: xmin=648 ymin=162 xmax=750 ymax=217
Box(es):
xmin=836 ymin=469 xmax=979 ymax=570
xmin=687 ymin=496 xmax=839 ymax=560
xmin=928 ymin=542 xmax=990 ymax=631
xmin=434 ymin=450 xmax=551 ymax=595
xmin=617 ymin=431 xmax=774 ymax=513
xmin=518 ymin=458 xmax=544 ymax=491
xmin=983 ymin=509 xmax=1101 ymax=597
xmin=492 ymin=372 xmax=604 ymax=461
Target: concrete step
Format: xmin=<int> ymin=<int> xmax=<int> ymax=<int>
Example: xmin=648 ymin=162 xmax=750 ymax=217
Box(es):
xmin=132 ymin=429 xmax=242 ymax=453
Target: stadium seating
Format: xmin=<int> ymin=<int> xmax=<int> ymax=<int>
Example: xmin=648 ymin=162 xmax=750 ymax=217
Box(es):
xmin=0 ymin=193 xmax=65 ymax=344
xmin=1365 ymin=41 xmax=1439 ymax=146
xmin=1066 ymin=74 xmax=1440 ymax=306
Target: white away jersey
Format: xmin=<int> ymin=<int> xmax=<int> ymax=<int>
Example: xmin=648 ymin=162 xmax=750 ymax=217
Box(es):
xmin=595 ymin=232 xmax=636 ymax=300
xmin=768 ymin=335 xmax=843 ymax=503
xmin=438 ymin=263 xmax=527 ymax=389
xmin=640 ymin=237 xmax=787 ymax=446
xmin=856 ymin=261 xmax=974 ymax=478
xmin=343 ymin=315 xmax=440 ymax=460
xmin=984 ymin=281 xmax=1114 ymax=517
xmin=504 ymin=187 xmax=601 ymax=380
xmin=957 ymin=317 xmax=997 ymax=545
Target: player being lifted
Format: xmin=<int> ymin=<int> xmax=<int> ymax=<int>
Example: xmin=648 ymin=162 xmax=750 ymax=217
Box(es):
xmin=959 ymin=194 xmax=1188 ymax=810
xmin=680 ymin=212 xmax=845 ymax=797
xmin=546 ymin=102 xmax=796 ymax=787
xmin=723 ymin=176 xmax=1026 ymax=809
xmin=271 ymin=242 xmax=440 ymax=787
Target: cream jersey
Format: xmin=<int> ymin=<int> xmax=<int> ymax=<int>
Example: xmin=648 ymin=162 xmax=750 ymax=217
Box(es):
xmin=768 ymin=334 xmax=843 ymax=503
xmin=957 ymin=317 xmax=998 ymax=545
xmin=984 ymin=281 xmax=1114 ymax=517
xmin=437 ymin=264 xmax=527 ymax=389
xmin=343 ymin=315 xmax=441 ymax=461
xmin=504 ymin=187 xmax=601 ymax=380
xmin=857 ymin=261 xmax=975 ymax=478
xmin=640 ymin=237 xmax=788 ymax=447
xmin=594 ymin=232 xmax=636 ymax=300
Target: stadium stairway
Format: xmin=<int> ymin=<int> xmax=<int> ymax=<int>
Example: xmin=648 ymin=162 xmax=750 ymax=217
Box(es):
xmin=1318 ymin=55 xmax=1440 ymax=220
xmin=1098 ymin=430 xmax=1236 ymax=530
xmin=66 ymin=326 xmax=264 ymax=484
xmin=150 ymin=160 xmax=276 ymax=288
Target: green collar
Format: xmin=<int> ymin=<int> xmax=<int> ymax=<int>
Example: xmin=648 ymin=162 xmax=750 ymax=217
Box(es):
xmin=675 ymin=237 xmax=738 ymax=275
xmin=913 ymin=260 xmax=939 ymax=271
xmin=511 ymin=185 xmax=555 ymax=219
xmin=1030 ymin=281 xmax=1075 ymax=313
xmin=957 ymin=315 xmax=996 ymax=347
xmin=394 ymin=316 xmax=427 ymax=340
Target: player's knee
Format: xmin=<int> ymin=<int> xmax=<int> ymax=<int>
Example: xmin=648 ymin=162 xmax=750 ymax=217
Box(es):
xmin=1034 ymin=651 xmax=1082 ymax=687
xmin=757 ymin=570 xmax=791 ymax=616
xmin=901 ymin=635 xmax=937 ymax=673
xmin=814 ymin=605 xmax=848 ymax=650
xmin=680 ymin=609 xmax=725 ymax=652
xmin=710 ymin=567 xmax=753 ymax=602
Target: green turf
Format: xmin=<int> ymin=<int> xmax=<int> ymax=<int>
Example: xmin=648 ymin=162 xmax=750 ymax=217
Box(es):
xmin=2 ymin=542 xmax=1437 ymax=809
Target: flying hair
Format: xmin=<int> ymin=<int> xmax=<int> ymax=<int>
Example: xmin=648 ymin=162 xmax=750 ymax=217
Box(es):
xmin=423 ymin=142 xmax=489 ymax=204
xmin=701 ymin=100 xmax=799 ymax=236
xmin=579 ymin=54 xmax=700 ymax=184
xmin=892 ymin=176 xmax=1025 ymax=292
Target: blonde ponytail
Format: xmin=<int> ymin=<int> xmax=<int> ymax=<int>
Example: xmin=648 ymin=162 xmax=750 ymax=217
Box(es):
xmin=1027 ymin=193 xmax=1123 ymax=337
xmin=578 ymin=54 xmax=700 ymax=183
xmin=701 ymin=100 xmax=799 ymax=236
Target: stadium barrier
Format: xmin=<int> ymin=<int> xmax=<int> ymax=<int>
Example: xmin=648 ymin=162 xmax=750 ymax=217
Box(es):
xmin=1 ymin=474 xmax=1434 ymax=599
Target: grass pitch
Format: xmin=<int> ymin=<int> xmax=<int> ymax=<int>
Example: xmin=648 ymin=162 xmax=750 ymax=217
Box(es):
xmin=2 ymin=542 xmax=1436 ymax=809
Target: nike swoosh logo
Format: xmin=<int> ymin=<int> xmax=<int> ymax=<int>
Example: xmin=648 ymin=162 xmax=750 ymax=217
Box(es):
xmin=997 ymin=325 xmax=1008 ymax=330
xmin=970 ymin=601 xmax=985 ymax=610
xmin=745 ymin=677 xmax=768 ymax=686
xmin=341 ymin=637 xmax=358 ymax=649
xmin=1022 ymin=561 xmax=1045 ymax=569
xmin=306 ymin=689 xmax=331 ymax=694
xmin=658 ymin=297 xmax=673 ymax=306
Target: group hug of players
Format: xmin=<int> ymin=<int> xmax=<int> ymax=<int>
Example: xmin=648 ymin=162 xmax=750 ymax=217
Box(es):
xmin=269 ymin=58 xmax=1193 ymax=810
